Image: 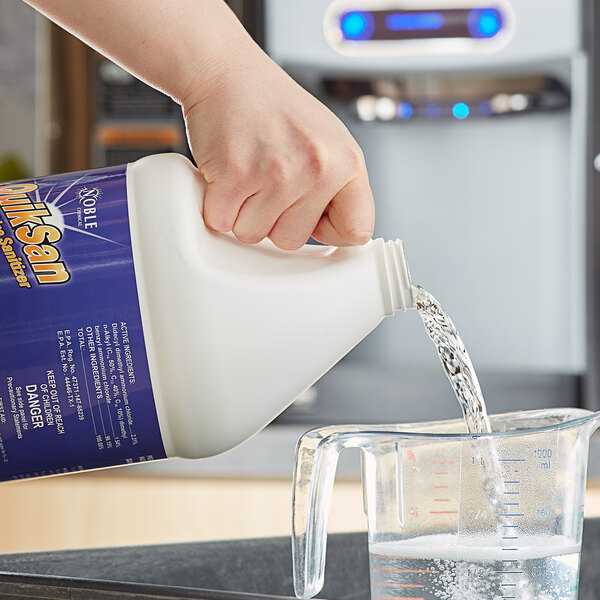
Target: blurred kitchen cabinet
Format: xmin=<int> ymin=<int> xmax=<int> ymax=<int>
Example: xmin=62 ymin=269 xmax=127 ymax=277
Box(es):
xmin=0 ymin=473 xmax=366 ymax=553
xmin=38 ymin=1 xmax=263 ymax=174
xmin=45 ymin=22 xmax=93 ymax=174
xmin=38 ymin=15 xmax=186 ymax=173
xmin=1 ymin=472 xmax=600 ymax=554
xmin=0 ymin=1 xmax=36 ymax=178
xmin=0 ymin=5 xmax=92 ymax=178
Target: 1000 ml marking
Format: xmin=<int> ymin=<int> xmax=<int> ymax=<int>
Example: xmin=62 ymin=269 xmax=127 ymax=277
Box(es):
xmin=534 ymin=449 xmax=553 ymax=470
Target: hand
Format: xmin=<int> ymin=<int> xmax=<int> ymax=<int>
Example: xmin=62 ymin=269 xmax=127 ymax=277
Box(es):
xmin=23 ymin=0 xmax=374 ymax=250
xmin=183 ymin=45 xmax=375 ymax=250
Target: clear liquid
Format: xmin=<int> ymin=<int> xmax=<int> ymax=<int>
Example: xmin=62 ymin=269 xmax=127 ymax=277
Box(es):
xmin=413 ymin=285 xmax=505 ymax=515
xmin=413 ymin=285 xmax=491 ymax=434
xmin=385 ymin=290 xmax=581 ymax=600
xmin=370 ymin=537 xmax=581 ymax=600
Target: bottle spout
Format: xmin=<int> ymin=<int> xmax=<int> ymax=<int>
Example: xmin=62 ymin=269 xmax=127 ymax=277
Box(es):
xmin=377 ymin=239 xmax=415 ymax=315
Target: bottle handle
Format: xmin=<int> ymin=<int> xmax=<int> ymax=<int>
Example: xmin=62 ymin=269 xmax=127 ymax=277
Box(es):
xmin=292 ymin=426 xmax=363 ymax=599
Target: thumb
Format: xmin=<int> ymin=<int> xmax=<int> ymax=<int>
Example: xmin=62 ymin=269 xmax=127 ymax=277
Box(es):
xmin=311 ymin=175 xmax=375 ymax=246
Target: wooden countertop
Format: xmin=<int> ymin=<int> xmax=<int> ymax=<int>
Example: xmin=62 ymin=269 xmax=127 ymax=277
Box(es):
xmin=1 ymin=473 xmax=600 ymax=553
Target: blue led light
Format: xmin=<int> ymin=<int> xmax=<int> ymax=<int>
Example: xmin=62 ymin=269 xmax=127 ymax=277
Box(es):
xmin=397 ymin=102 xmax=414 ymax=120
xmin=467 ymin=8 xmax=503 ymax=39
xmin=385 ymin=12 xmax=445 ymax=31
xmin=341 ymin=12 xmax=366 ymax=37
xmin=340 ymin=11 xmax=374 ymax=40
xmin=426 ymin=104 xmax=441 ymax=118
xmin=452 ymin=102 xmax=470 ymax=119
xmin=479 ymin=100 xmax=493 ymax=116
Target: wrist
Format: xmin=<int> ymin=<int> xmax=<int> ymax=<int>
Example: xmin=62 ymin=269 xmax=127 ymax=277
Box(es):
xmin=173 ymin=4 xmax=261 ymax=111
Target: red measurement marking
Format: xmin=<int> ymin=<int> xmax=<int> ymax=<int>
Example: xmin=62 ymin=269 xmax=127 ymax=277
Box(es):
xmin=434 ymin=472 xmax=449 ymax=475
xmin=433 ymin=498 xmax=450 ymax=502
xmin=429 ymin=510 xmax=458 ymax=514
xmin=434 ymin=485 xmax=448 ymax=489
xmin=434 ymin=523 xmax=449 ymax=527
xmin=430 ymin=461 xmax=455 ymax=465
xmin=372 ymin=568 xmax=437 ymax=574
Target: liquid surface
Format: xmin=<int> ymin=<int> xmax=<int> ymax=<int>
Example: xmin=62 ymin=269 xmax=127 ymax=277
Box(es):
xmin=414 ymin=285 xmax=491 ymax=434
xmin=370 ymin=537 xmax=581 ymax=600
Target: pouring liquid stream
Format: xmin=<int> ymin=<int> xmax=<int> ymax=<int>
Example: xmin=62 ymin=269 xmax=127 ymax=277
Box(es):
xmin=413 ymin=284 xmax=504 ymax=517
xmin=367 ymin=286 xmax=580 ymax=599
xmin=413 ymin=285 xmax=491 ymax=434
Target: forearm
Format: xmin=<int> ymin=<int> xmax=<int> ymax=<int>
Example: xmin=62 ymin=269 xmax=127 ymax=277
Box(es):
xmin=25 ymin=0 xmax=375 ymax=248
xmin=23 ymin=0 xmax=257 ymax=105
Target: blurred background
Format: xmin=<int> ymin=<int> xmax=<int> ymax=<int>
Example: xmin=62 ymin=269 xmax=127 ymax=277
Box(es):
xmin=1 ymin=0 xmax=600 ymax=553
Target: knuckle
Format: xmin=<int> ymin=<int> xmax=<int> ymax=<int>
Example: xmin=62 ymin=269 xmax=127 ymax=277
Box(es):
xmin=223 ymin=156 xmax=249 ymax=182
xmin=346 ymin=144 xmax=366 ymax=174
xmin=266 ymin=154 xmax=293 ymax=184
xmin=305 ymin=142 xmax=330 ymax=180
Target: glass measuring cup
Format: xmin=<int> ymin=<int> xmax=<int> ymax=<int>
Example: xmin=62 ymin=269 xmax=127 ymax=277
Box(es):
xmin=292 ymin=408 xmax=600 ymax=600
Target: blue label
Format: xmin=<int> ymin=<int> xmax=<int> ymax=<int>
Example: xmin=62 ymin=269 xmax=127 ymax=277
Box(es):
xmin=0 ymin=165 xmax=166 ymax=481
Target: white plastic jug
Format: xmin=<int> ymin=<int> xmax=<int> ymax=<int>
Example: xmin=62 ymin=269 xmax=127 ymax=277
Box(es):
xmin=0 ymin=153 xmax=414 ymax=481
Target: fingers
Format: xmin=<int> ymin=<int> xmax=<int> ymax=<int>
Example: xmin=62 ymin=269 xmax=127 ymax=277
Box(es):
xmin=201 ymin=148 xmax=309 ymax=242
xmin=311 ymin=174 xmax=375 ymax=247
xmin=231 ymin=159 xmax=307 ymax=243
xmin=230 ymin=190 xmax=290 ymax=243
xmin=185 ymin=56 xmax=376 ymax=249
xmin=202 ymin=179 xmax=250 ymax=233
xmin=204 ymin=170 xmax=375 ymax=249
xmin=268 ymin=193 xmax=332 ymax=250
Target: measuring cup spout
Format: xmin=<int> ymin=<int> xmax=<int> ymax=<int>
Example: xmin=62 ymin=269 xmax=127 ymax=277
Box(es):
xmin=292 ymin=426 xmax=362 ymax=599
xmin=571 ymin=410 xmax=600 ymax=438
xmin=585 ymin=411 xmax=600 ymax=435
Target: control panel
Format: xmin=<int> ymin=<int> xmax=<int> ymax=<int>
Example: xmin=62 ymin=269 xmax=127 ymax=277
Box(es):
xmin=324 ymin=1 xmax=514 ymax=55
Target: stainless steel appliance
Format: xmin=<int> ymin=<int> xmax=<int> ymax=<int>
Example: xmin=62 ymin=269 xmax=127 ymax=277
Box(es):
xmin=264 ymin=0 xmax=595 ymax=423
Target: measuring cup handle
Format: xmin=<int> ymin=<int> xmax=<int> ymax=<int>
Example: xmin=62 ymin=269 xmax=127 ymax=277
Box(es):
xmin=292 ymin=428 xmax=353 ymax=599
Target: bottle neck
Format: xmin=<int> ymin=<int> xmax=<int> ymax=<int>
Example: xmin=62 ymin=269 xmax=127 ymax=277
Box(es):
xmin=376 ymin=238 xmax=415 ymax=315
